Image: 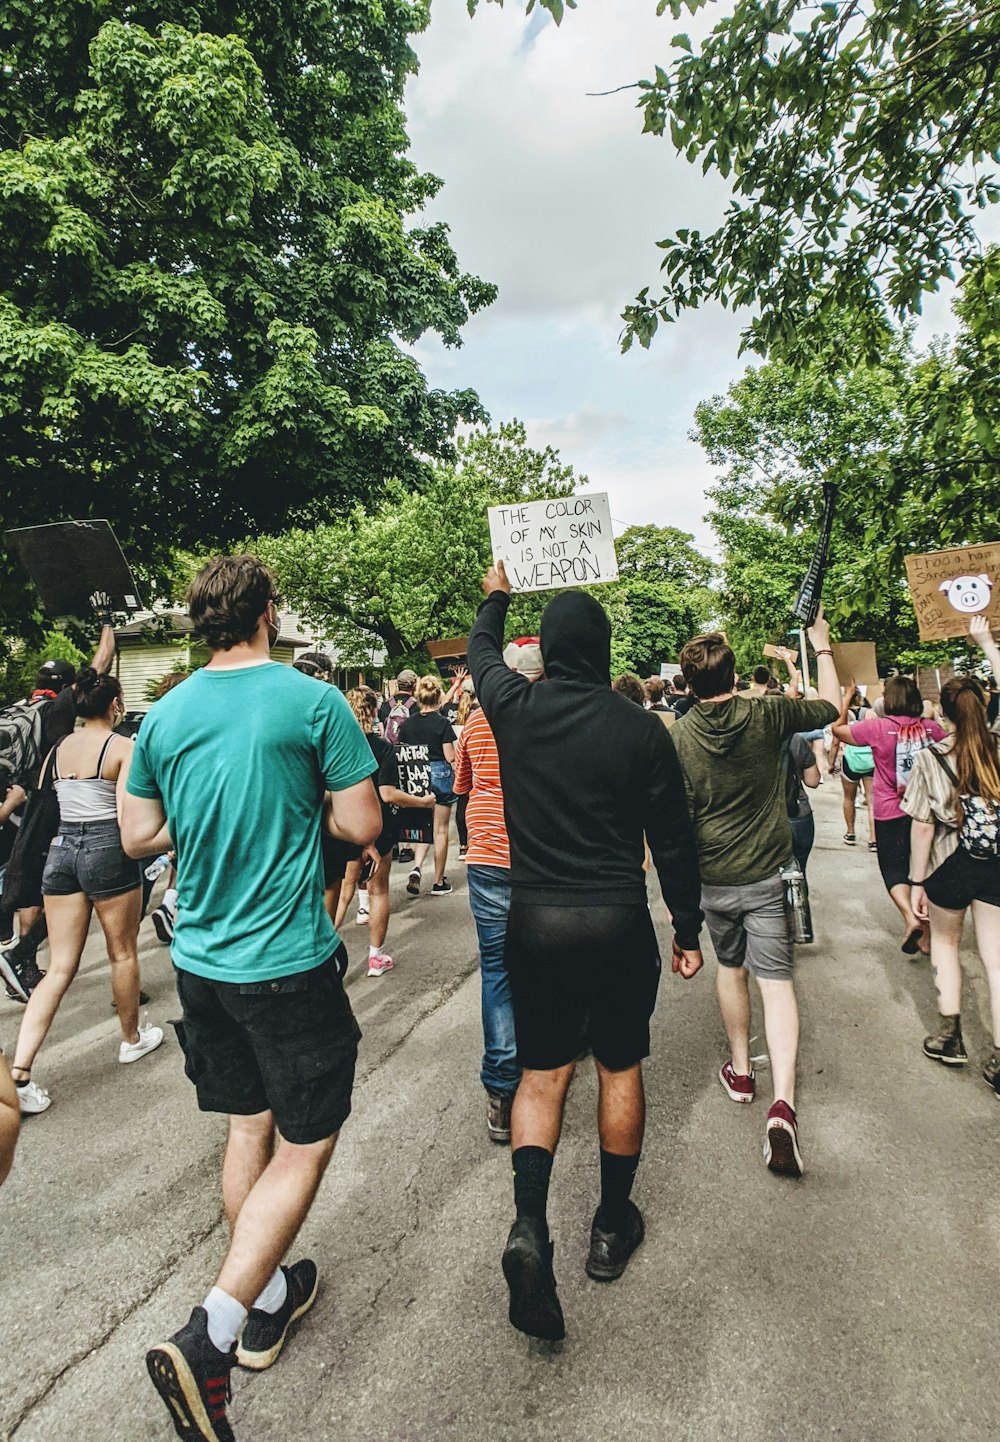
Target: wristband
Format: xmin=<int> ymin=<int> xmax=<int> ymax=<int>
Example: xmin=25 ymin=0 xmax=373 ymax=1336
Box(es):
xmin=813 ymin=648 xmax=833 ymax=657
xmin=909 ymin=879 xmax=926 ymax=887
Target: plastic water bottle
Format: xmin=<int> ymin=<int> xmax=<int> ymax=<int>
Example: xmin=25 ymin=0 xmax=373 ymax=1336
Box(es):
xmin=780 ymin=861 xmax=813 ymax=944
xmin=144 ymin=853 xmax=169 ymax=882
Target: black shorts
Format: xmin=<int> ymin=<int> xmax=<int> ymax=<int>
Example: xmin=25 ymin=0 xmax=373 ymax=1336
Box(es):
xmin=321 ymin=832 xmax=356 ymax=885
xmin=503 ymin=901 xmax=661 ymax=1072
xmin=172 ymin=947 xmax=360 ymax=1145
xmin=924 ymin=848 xmax=1000 ymax=911
xmin=875 ymin=815 xmax=912 ymax=893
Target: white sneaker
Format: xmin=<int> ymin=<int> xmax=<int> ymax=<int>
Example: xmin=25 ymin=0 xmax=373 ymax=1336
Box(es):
xmin=119 ymin=1024 xmax=164 ymax=1064
xmin=17 ymin=1079 xmax=51 ymax=1114
xmin=355 ymin=894 xmax=370 ymax=924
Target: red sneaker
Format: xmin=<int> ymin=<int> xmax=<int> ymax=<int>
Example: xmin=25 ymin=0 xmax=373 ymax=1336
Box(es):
xmin=764 ymin=1099 xmax=803 ymax=1178
xmin=719 ymin=1061 xmax=755 ymax=1103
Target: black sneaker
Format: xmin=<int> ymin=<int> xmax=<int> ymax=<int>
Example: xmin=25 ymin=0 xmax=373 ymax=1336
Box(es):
xmin=486 ymin=1091 xmax=513 ymax=1144
xmin=585 ymin=1200 xmax=645 ymax=1282
xmin=152 ymin=904 xmax=175 ymax=944
xmin=236 ymin=1259 xmax=318 ymax=1371
xmin=923 ymin=1015 xmax=968 ymax=1066
xmin=146 ymin=1306 xmax=236 ymax=1442
xmin=431 ymin=878 xmax=453 ymax=896
xmin=0 ymin=948 xmax=29 ymax=1002
xmin=501 ymin=1217 xmax=565 ymax=1341
xmin=406 ymin=866 xmax=421 ymax=896
xmin=20 ymin=959 xmax=45 ymax=995
xmin=397 ymin=846 xmax=415 ymax=864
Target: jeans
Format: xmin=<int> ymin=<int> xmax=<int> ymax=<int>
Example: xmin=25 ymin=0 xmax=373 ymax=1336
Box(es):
xmin=466 ymin=863 xmax=520 ymax=1097
xmin=789 ymin=812 xmax=815 ymax=883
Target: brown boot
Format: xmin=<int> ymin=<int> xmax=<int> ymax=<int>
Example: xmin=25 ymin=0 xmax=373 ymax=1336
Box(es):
xmin=923 ymin=1014 xmax=968 ymax=1066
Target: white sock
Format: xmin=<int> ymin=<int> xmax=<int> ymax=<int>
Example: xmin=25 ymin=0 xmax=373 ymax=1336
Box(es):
xmin=251 ymin=1267 xmax=288 ymax=1315
xmin=162 ymin=888 xmax=178 ymax=913
xmin=202 ymin=1287 xmax=247 ymax=1352
xmin=369 ymin=944 xmax=383 ymax=960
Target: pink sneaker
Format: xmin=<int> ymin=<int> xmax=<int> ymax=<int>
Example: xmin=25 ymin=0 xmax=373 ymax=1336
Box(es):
xmin=367 ymin=953 xmax=395 ymax=978
xmin=764 ymin=1099 xmax=803 ymax=1178
xmin=719 ymin=1061 xmax=755 ymax=1103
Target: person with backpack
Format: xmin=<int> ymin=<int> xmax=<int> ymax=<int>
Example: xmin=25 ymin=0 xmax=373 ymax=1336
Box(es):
xmin=379 ymin=670 xmax=419 ymax=745
xmin=903 ymin=617 xmax=1000 ymax=1082
xmin=0 ymin=625 xmax=115 ymax=999
xmin=829 ymin=686 xmax=876 ymax=849
xmin=833 ymin=676 xmax=945 ymax=956
xmin=398 ymin=676 xmax=458 ymax=897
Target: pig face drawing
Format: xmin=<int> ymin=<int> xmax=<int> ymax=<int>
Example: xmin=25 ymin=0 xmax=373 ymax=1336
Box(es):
xmin=938 ymin=574 xmax=994 ymax=614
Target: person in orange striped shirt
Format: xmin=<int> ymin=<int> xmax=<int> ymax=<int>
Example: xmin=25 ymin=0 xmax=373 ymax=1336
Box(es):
xmin=454 ymin=639 xmax=544 ymax=1144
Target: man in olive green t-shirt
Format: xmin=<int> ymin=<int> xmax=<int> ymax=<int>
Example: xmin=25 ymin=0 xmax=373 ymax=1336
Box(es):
xmin=122 ymin=554 xmax=380 ymax=1442
xmin=671 ymin=608 xmax=840 ymax=1182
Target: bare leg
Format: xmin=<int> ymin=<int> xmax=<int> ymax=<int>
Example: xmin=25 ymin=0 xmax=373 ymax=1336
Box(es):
xmin=510 ymin=1063 xmax=575 ymax=1153
xmin=335 ymin=861 xmax=360 ymax=931
xmin=93 ymin=887 xmax=143 ymax=1043
xmin=862 ymin=776 xmax=875 ymax=843
xmin=323 ymin=881 xmax=341 ymax=924
xmin=412 ymin=842 xmax=431 ymax=874
xmin=215 ymin=1133 xmax=338 ymax=1308
xmin=222 ymin=1111 xmax=276 ymax=1231
xmin=756 ymin=976 xmax=799 ymax=1107
xmin=11 ymin=893 xmax=92 ymax=1077
xmin=971 ymin=900 xmax=1000 ymax=1043
xmin=890 ymin=882 xmax=929 ymax=953
xmin=367 ymin=854 xmax=392 ymax=951
xmin=432 ymin=805 xmax=451 ymax=886
xmin=595 ymin=1062 xmax=645 ymax=1155
xmin=926 ymin=900 xmax=965 ymax=1015
xmin=17 ymin=905 xmax=42 ymax=938
xmin=841 ymin=777 xmax=858 ymax=835
xmin=716 ymin=964 xmax=752 ymax=1075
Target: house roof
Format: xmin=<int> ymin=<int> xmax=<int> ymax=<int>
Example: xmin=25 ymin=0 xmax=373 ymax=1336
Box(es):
xmin=114 ymin=609 xmax=310 ymax=648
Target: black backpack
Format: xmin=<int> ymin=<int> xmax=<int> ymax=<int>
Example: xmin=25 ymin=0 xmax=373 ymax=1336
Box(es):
xmin=0 ymin=700 xmax=49 ymax=791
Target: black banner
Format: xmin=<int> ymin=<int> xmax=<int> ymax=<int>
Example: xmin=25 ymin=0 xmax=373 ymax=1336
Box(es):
xmin=4 ymin=520 xmax=143 ymax=618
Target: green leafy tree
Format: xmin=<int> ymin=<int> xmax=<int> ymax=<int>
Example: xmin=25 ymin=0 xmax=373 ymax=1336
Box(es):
xmin=614 ymin=524 xmax=714 ymax=590
xmin=1 ymin=629 xmax=87 ymax=708
xmin=258 ymin=422 xmax=578 ymax=668
xmin=695 ymin=348 xmax=960 ymax=670
xmin=0 ymin=2 xmax=495 ymax=651
xmin=603 ymin=575 xmax=707 ymax=675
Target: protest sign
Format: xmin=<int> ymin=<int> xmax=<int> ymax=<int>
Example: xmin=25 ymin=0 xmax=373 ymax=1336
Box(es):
xmin=905 ymin=542 xmax=1000 ymax=641
xmin=831 ymin=642 xmax=879 ymax=687
xmin=763 ymin=644 xmax=798 ymax=665
xmin=5 ymin=520 xmax=142 ymax=618
xmin=488 ymin=493 xmax=618 ymax=593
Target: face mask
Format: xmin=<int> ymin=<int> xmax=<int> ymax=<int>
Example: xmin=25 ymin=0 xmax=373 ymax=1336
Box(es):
xmin=265 ymin=617 xmax=279 ymax=649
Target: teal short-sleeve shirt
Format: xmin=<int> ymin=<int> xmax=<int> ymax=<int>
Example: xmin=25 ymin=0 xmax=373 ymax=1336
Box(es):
xmin=127 ymin=663 xmax=376 ymax=983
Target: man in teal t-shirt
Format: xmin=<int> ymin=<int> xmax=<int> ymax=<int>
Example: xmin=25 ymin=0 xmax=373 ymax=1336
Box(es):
xmin=122 ymin=554 xmax=380 ymax=1442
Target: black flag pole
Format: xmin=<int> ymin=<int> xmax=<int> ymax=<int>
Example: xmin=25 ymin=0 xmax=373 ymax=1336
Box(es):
xmin=792 ymin=482 xmax=838 ymax=628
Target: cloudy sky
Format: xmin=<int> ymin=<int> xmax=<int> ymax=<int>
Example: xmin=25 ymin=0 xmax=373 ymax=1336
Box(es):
xmin=405 ymin=0 xmax=964 ymax=556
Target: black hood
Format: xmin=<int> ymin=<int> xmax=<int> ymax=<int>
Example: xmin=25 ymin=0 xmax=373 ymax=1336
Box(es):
xmin=539 ymin=591 xmax=611 ymax=687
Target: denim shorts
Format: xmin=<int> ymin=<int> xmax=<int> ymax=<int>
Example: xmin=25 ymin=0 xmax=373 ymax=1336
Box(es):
xmin=42 ymin=820 xmax=142 ymax=900
xmin=430 ymin=760 xmax=457 ymax=808
xmin=172 ymin=947 xmax=360 ymax=1144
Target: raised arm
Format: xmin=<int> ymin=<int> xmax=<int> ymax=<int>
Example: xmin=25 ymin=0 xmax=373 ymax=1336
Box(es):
xmin=468 ymin=562 xmax=529 ymax=723
xmin=970 ymin=615 xmax=1000 ymax=690
xmin=806 ymin=605 xmax=841 ymax=709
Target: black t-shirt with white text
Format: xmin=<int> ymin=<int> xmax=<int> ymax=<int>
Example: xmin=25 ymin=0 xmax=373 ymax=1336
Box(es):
xmin=397 ymin=709 xmax=456 ymax=762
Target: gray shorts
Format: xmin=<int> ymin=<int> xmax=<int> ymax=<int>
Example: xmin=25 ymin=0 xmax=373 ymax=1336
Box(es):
xmin=701 ymin=874 xmax=793 ymax=981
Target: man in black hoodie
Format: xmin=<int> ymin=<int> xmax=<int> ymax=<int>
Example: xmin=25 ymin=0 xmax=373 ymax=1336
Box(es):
xmin=468 ymin=561 xmax=703 ymax=1344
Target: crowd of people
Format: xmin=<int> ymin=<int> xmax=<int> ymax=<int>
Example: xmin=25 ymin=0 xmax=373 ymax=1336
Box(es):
xmin=1 ymin=551 xmax=999 ymax=1440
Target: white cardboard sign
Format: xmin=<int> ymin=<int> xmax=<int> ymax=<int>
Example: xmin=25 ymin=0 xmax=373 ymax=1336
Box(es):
xmin=487 ymin=493 xmax=619 ymax=593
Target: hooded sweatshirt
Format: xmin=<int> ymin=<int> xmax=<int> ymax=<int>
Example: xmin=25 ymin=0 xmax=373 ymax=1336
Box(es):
xmin=467 ymin=590 xmax=703 ymax=949
xmin=671 ymin=695 xmax=838 ymax=887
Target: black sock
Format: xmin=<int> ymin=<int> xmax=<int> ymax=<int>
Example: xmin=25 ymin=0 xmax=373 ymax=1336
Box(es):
xmin=597 ymin=1149 xmax=640 ymax=1232
xmin=512 ymin=1146 xmax=554 ymax=1226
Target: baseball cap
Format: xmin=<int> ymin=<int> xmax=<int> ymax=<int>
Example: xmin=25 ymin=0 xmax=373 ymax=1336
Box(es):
xmin=396 ymin=668 xmax=417 ymax=688
xmin=503 ymin=640 xmax=544 ymax=681
xmin=36 ymin=659 xmax=76 ymax=690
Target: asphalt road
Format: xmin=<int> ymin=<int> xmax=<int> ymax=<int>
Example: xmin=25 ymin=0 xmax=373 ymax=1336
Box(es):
xmin=2 ymin=782 xmax=997 ymax=1442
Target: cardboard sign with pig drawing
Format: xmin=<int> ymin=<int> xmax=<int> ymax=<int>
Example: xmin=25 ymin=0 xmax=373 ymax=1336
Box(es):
xmin=905 ymin=543 xmax=1000 ymax=642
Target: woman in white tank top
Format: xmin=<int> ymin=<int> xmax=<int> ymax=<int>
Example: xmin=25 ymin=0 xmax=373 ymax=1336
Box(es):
xmin=10 ymin=668 xmax=162 ymax=1116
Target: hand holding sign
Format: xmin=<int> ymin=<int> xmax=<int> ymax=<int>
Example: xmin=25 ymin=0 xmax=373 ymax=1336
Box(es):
xmin=483 ymin=559 xmax=512 ymax=598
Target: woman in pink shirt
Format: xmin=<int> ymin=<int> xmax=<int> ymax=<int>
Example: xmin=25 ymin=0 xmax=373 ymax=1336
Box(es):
xmin=833 ymin=675 xmax=945 ymax=954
